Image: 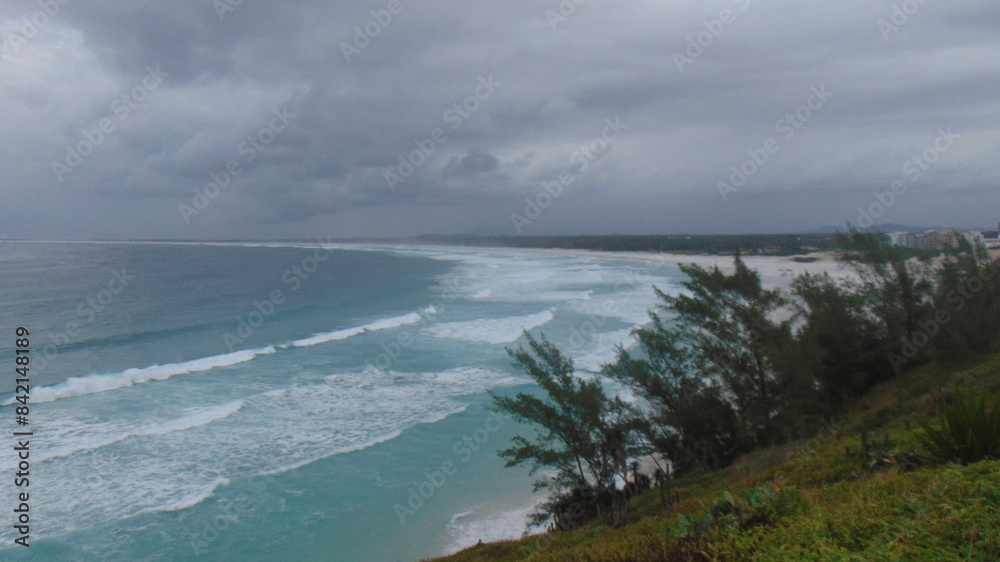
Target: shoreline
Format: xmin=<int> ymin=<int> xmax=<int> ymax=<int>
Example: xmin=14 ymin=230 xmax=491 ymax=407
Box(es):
xmin=420 ymin=246 xmax=852 ymax=559
xmin=386 ymin=243 xmax=853 ymax=289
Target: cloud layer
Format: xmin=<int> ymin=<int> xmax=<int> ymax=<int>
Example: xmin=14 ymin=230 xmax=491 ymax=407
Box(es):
xmin=1 ymin=0 xmax=998 ymax=239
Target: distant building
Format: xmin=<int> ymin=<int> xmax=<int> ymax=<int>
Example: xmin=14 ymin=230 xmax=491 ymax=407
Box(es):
xmin=887 ymin=231 xmax=911 ymax=247
xmin=920 ymin=229 xmax=960 ymax=250
xmin=883 ymin=228 xmax=995 ymax=250
xmin=962 ymin=231 xmax=986 ymax=247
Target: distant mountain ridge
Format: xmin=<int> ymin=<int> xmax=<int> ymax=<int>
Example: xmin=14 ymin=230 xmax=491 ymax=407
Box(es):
xmin=810 ymin=223 xmax=947 ymax=234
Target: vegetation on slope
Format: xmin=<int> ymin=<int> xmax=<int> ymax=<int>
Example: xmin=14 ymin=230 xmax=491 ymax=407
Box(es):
xmin=436 ymin=351 xmax=1000 ymax=561
xmin=433 ymin=231 xmax=1000 ymax=561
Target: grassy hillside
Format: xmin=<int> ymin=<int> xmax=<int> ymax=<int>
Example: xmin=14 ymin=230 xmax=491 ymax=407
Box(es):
xmin=433 ymin=350 xmax=1000 ymax=561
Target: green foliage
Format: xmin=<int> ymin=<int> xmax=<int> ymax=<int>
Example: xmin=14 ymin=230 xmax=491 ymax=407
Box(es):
xmin=606 ymin=251 xmax=815 ymax=479
xmin=929 ymin=239 xmax=1000 ymax=360
xmin=836 ymin=229 xmax=935 ymax=368
xmin=491 ymin=332 xmax=643 ymax=529
xmin=918 ymin=389 xmax=1000 ymax=464
xmin=792 ymin=272 xmax=895 ymax=403
xmin=663 ymin=251 xmax=795 ymax=448
xmin=437 ymin=348 xmax=1000 ymax=562
xmin=669 ymin=486 xmax=804 ymax=540
xmin=603 ymin=316 xmax=745 ymax=475
xmin=463 ymin=230 xmax=1000 ymax=560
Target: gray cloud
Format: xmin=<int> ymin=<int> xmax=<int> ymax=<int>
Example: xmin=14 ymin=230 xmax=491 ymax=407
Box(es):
xmin=0 ymin=0 xmax=998 ymax=240
xmin=443 ymin=148 xmax=501 ymax=177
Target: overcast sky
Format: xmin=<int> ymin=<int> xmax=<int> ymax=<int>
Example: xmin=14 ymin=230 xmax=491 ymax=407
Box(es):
xmin=1 ymin=0 xmax=998 ymax=240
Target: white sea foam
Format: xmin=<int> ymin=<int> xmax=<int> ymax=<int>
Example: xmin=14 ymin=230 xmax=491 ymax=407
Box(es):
xmin=287 ymin=312 xmax=423 ymax=348
xmin=137 ymin=400 xmax=244 ymax=437
xmin=0 ymin=400 xmax=245 ymax=469
xmin=442 ymin=495 xmax=548 ymax=556
xmin=4 ymin=366 xmax=527 ymax=545
xmin=0 ymin=244 xmax=693 ymax=552
xmin=144 ymin=477 xmax=232 ymax=514
xmin=14 ymin=312 xmax=429 ymax=406
xmin=574 ymin=328 xmax=639 ymax=372
xmin=20 ymin=348 xmax=276 ymax=405
xmin=425 ymin=310 xmax=555 ymax=344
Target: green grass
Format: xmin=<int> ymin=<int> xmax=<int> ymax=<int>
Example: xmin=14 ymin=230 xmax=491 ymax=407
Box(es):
xmin=432 ymin=350 xmax=1000 ymax=561
xmin=918 ymin=389 xmax=1000 ymax=465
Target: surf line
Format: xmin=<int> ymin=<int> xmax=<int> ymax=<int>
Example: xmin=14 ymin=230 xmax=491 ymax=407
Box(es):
xmin=223 ymin=241 xmax=336 ymax=351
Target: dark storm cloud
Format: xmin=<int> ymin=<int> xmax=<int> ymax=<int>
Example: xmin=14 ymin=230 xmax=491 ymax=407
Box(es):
xmin=443 ymin=148 xmax=501 ymax=177
xmin=0 ymin=0 xmax=998 ymax=240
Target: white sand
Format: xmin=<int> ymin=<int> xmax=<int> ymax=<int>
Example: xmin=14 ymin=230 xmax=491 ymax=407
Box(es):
xmin=495 ymin=246 xmax=854 ymax=289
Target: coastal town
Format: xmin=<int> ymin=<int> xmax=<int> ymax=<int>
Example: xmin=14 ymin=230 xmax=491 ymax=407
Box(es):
xmin=884 ymin=225 xmax=1000 ymax=251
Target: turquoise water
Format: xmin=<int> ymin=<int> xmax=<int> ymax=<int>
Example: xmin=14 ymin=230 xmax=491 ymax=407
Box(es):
xmin=0 ymin=241 xmax=682 ymax=560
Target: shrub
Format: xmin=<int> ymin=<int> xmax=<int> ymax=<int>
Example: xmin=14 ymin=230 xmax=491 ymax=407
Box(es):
xmin=917 ymin=389 xmax=1000 ymax=464
xmin=669 ymin=486 xmax=804 ymax=540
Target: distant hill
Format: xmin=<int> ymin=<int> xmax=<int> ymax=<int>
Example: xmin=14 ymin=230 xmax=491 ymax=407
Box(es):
xmin=809 ymin=223 xmax=939 ymax=234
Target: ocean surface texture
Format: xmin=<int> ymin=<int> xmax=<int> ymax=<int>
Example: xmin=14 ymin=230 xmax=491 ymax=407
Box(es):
xmin=0 ymin=241 xmax=684 ymax=561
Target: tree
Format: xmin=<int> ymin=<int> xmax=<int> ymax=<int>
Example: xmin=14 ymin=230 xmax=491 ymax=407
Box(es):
xmin=491 ymin=332 xmax=642 ymax=529
xmin=603 ymin=314 xmax=745 ymax=475
xmin=656 ymin=251 xmax=798 ymax=447
xmin=835 ymin=229 xmax=933 ymax=369
xmin=792 ymin=272 xmax=895 ymax=404
xmin=603 ymin=252 xmax=818 ymax=483
xmin=929 ymin=238 xmax=1000 ymax=359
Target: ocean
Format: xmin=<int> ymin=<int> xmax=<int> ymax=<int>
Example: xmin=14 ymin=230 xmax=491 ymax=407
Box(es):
xmin=0 ymin=241 xmax=683 ymax=561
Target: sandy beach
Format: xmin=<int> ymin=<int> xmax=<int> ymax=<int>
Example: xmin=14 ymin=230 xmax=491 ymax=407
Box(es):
xmin=452 ymin=245 xmax=855 ymax=289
